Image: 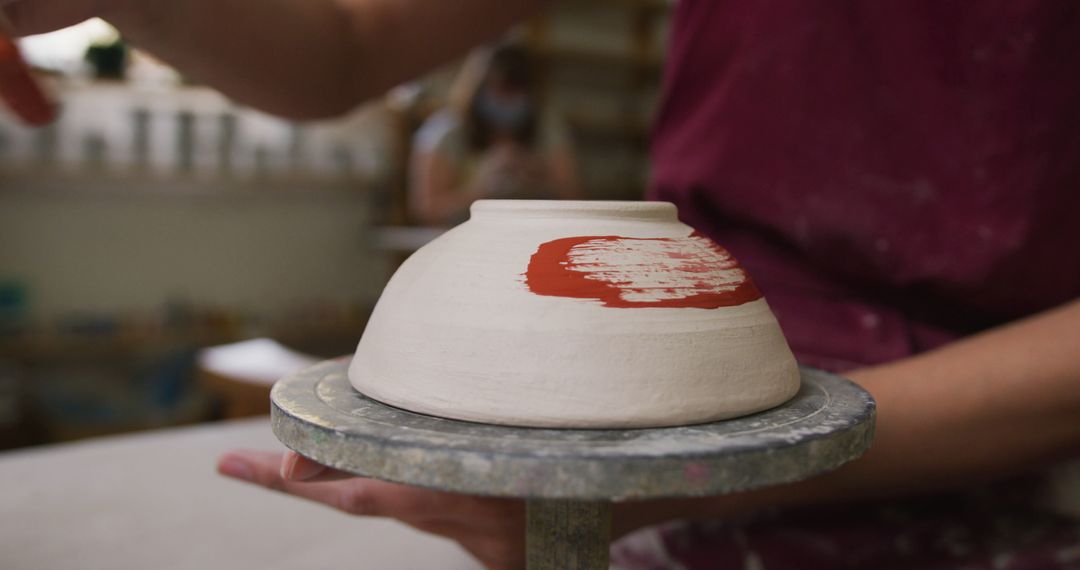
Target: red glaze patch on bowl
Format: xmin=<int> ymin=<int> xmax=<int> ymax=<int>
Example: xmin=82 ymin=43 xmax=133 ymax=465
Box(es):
xmin=524 ymin=232 xmax=762 ymax=308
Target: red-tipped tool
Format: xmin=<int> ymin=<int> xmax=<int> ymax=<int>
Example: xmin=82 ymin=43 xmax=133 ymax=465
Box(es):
xmin=0 ymin=22 xmax=56 ymax=126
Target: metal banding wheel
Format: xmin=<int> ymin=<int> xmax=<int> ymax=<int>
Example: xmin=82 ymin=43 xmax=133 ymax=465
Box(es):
xmin=271 ymin=360 xmax=875 ymax=569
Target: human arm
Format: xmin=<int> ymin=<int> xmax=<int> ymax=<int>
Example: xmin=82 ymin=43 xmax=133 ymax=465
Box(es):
xmin=411 ymin=141 xmax=564 ymax=225
xmin=409 ymin=144 xmax=479 ymax=226
xmin=218 ymin=299 xmax=1080 ymax=568
xmin=2 ymin=0 xmax=544 ymax=118
xmin=540 ymin=110 xmax=581 ymax=199
xmin=218 ymin=450 xmax=527 ymax=569
xmin=618 ymin=297 xmax=1080 ymax=530
xmin=547 ymin=146 xmax=581 ymax=200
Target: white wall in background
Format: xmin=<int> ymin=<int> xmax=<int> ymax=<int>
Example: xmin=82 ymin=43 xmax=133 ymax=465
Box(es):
xmin=0 ymin=182 xmax=387 ymax=321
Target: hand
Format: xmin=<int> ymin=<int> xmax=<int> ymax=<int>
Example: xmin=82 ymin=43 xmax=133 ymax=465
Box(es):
xmin=0 ymin=0 xmax=122 ymax=36
xmin=217 ymin=449 xmax=526 ymax=570
xmin=471 ymin=144 xmax=548 ymax=200
xmin=471 ymin=145 xmax=518 ymax=194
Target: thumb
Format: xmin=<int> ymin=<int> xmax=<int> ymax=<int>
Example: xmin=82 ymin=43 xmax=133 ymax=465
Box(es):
xmin=280 ymin=450 xmax=356 ymax=482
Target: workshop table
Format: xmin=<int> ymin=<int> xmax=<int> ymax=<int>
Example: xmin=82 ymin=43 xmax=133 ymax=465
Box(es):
xmin=0 ymin=418 xmax=479 ymax=570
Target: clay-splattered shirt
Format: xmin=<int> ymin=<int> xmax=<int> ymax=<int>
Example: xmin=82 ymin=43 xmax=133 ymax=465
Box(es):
xmin=631 ymin=0 xmax=1080 ymax=567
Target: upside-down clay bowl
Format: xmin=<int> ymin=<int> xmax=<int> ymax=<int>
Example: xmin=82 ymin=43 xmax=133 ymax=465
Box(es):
xmin=349 ymin=200 xmax=800 ymax=428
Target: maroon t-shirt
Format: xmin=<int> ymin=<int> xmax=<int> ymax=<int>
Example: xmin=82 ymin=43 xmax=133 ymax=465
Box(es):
xmin=631 ymin=2 xmax=1080 ymax=567
xmin=649 ymin=0 xmax=1080 ymax=371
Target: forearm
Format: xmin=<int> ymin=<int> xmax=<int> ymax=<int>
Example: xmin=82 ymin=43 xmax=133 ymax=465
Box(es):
xmin=104 ymin=0 xmax=360 ymax=117
xmin=618 ymin=298 xmax=1080 ymax=535
xmin=549 ymin=150 xmax=581 ymax=199
xmin=829 ymin=298 xmax=1080 ymax=493
xmin=409 ymin=150 xmax=477 ymax=225
xmin=99 ymin=0 xmax=541 ymax=118
xmin=411 ymin=188 xmax=475 ymax=226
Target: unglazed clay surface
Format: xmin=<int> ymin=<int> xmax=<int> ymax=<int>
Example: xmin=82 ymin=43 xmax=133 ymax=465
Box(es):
xmin=349 ymin=200 xmax=800 ymax=428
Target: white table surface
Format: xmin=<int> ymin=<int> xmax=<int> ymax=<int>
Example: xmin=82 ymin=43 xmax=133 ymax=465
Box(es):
xmin=0 ymin=418 xmax=481 ymax=570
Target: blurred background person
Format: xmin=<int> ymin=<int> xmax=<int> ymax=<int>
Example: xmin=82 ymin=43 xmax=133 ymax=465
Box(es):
xmin=409 ymin=44 xmax=580 ymax=226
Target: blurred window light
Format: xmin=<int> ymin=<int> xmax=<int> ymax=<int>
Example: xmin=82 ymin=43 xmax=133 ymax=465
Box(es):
xmin=19 ymin=18 xmax=120 ymax=74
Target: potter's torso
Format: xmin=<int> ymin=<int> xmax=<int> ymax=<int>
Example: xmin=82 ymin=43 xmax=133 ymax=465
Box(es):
xmin=649 ymin=0 xmax=1080 ymax=370
xmin=627 ymin=5 xmax=1080 ymax=569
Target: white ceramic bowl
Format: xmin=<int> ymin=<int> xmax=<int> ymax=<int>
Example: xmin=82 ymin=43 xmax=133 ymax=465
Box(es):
xmin=349 ymin=200 xmax=799 ymax=428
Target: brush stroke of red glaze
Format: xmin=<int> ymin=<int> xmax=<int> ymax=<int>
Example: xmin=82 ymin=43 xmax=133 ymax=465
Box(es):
xmin=524 ymin=232 xmax=762 ymax=309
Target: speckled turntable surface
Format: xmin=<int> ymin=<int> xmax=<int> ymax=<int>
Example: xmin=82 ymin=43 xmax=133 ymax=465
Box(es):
xmin=272 ymin=359 xmax=874 ymax=500
xmin=271 ymin=360 xmax=875 ymax=570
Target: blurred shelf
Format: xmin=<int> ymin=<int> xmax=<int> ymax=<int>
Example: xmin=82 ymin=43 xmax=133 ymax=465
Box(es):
xmin=534 ymin=44 xmax=663 ymax=74
xmin=373 ymin=226 xmax=446 ymax=254
xmin=0 ymin=169 xmax=368 ymax=197
xmin=566 ymin=111 xmax=652 ymax=141
xmin=595 ymin=0 xmax=671 ymax=11
xmin=586 ymin=182 xmax=647 ymax=201
xmin=42 ymin=397 xmax=213 ymax=444
xmin=0 ymin=330 xmax=237 ymax=363
xmin=0 ymin=319 xmax=369 ymax=363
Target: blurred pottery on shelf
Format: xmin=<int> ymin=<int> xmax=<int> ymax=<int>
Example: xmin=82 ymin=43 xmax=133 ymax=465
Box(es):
xmin=349 ymin=200 xmax=799 ymax=428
